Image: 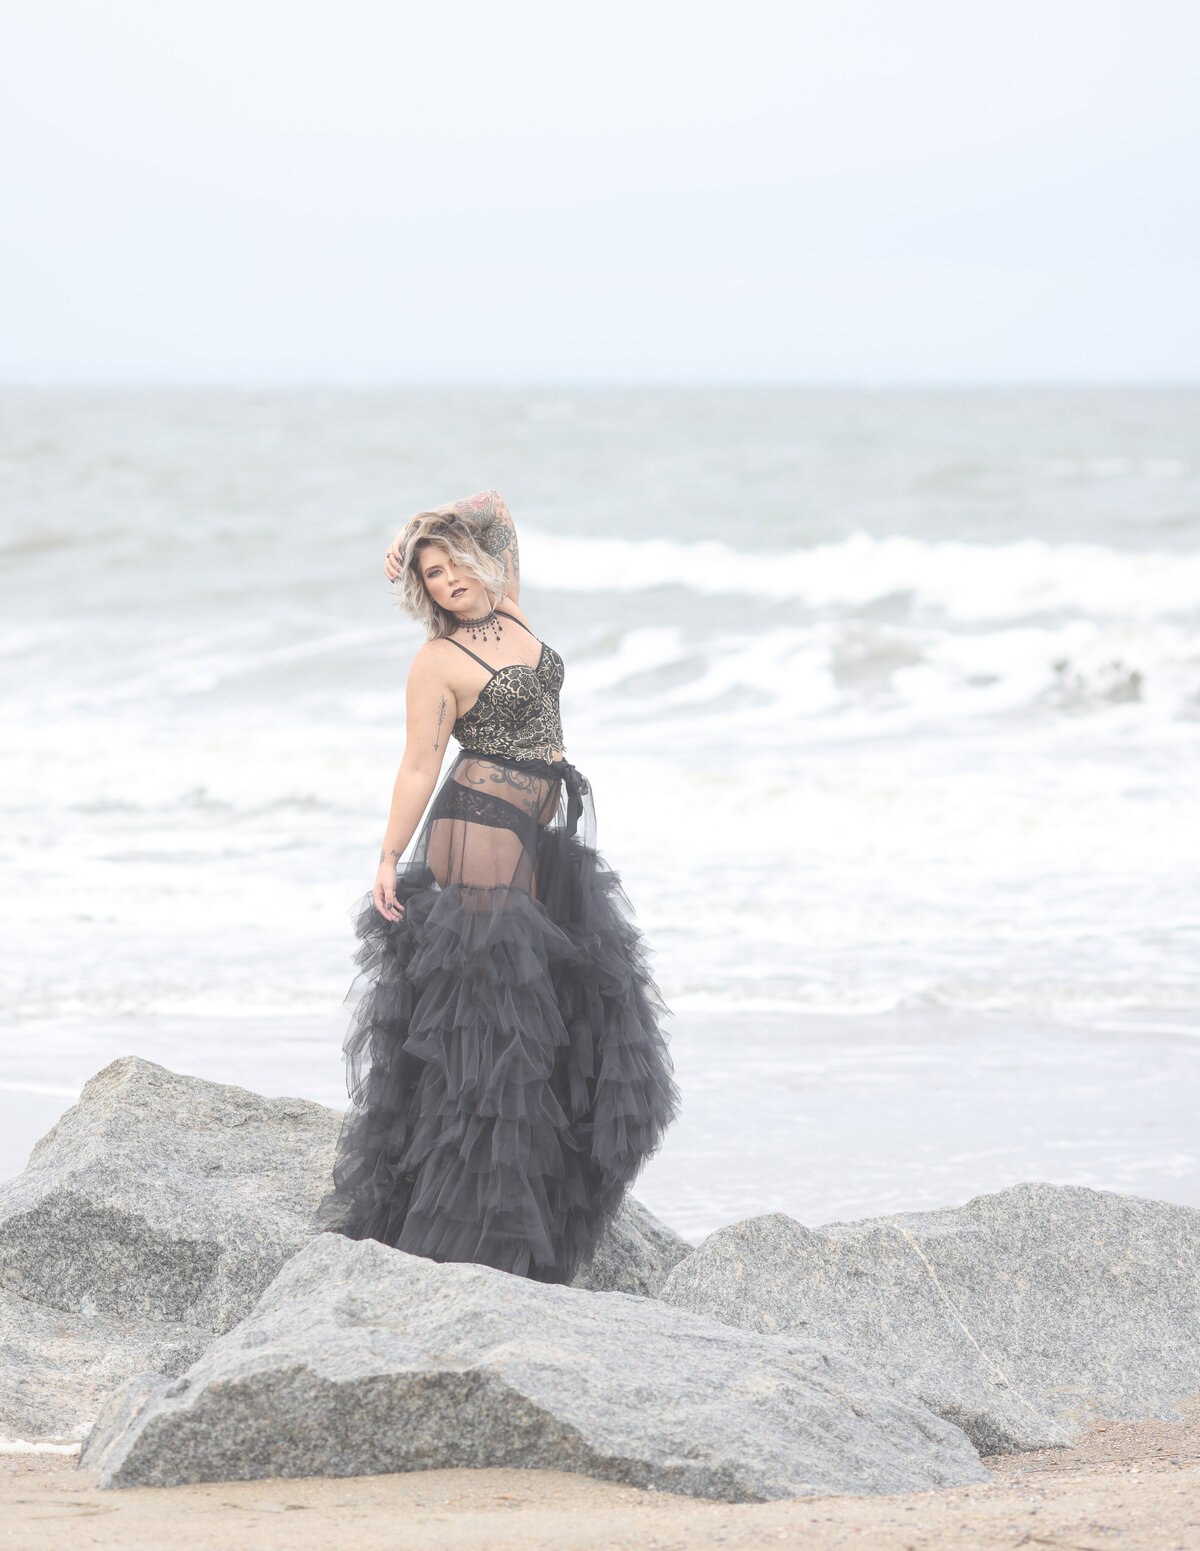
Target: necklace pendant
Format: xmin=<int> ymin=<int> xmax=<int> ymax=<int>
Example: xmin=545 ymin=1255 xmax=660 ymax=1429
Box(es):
xmin=455 ymin=605 xmax=500 ymax=645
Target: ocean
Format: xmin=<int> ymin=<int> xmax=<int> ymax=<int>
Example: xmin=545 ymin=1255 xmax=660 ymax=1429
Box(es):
xmin=2 ymin=387 xmax=1198 ymax=1240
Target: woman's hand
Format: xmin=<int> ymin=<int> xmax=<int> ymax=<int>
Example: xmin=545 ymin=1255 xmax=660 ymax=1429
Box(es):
xmin=373 ymin=859 xmax=403 ymax=922
xmin=384 ymin=533 xmax=405 ymax=583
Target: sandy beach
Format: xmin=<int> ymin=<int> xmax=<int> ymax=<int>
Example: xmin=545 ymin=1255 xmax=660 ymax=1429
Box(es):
xmin=4 ymin=1412 xmax=1198 ymax=1551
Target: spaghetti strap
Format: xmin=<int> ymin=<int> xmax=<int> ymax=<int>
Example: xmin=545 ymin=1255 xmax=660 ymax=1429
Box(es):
xmin=445 ymin=637 xmax=497 ymax=675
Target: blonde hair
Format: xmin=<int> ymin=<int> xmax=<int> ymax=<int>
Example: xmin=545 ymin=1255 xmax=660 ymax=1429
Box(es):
xmin=393 ymin=511 xmax=508 ymax=639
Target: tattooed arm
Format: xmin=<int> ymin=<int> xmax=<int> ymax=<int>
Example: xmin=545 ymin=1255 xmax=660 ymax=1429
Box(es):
xmin=434 ymin=489 xmax=520 ymax=600
xmin=384 ymin=489 xmax=521 ymax=602
xmin=372 ymin=650 xmax=457 ymax=922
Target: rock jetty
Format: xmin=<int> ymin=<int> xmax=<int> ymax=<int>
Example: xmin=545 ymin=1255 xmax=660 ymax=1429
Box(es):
xmin=658 ymin=1184 xmax=1200 ymax=1455
xmin=80 ymin=1232 xmax=987 ymax=1499
xmin=0 ymin=1057 xmax=688 ymax=1441
xmin=5 ymin=1056 xmax=1197 ymax=1501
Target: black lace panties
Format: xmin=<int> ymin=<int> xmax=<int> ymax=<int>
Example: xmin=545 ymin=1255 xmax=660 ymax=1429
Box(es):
xmin=429 ymin=779 xmax=540 ymax=841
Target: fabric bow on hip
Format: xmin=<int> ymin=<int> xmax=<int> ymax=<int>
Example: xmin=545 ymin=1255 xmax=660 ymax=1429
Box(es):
xmin=557 ymin=759 xmax=590 ymax=840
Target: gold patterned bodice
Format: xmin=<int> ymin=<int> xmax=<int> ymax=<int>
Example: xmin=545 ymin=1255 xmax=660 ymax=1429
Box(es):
xmin=450 ymin=637 xmax=566 ymax=762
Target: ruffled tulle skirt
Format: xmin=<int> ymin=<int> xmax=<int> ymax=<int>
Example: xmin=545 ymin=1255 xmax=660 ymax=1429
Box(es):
xmin=316 ymin=749 xmax=679 ymax=1284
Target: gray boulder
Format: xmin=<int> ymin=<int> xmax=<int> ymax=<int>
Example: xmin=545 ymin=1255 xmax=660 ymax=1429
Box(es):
xmin=0 ymin=1056 xmax=343 ymax=1335
xmin=0 ymin=1056 xmax=689 ymax=1440
xmin=0 ymin=1055 xmax=339 ymax=1440
xmin=573 ymin=1196 xmax=692 ymax=1296
xmin=82 ymin=1232 xmax=986 ymax=1498
xmin=658 ymin=1183 xmax=1200 ymax=1455
xmin=0 ymin=1291 xmax=209 ymax=1442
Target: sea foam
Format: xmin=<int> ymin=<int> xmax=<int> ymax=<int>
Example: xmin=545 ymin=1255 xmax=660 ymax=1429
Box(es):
xmin=522 ymin=528 xmax=1200 ymax=622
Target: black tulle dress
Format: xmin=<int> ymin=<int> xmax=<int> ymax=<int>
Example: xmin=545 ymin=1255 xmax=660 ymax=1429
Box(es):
xmin=317 ymin=613 xmax=679 ymax=1283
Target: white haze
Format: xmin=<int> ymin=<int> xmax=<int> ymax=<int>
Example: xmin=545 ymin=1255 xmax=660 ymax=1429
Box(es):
xmin=0 ymin=0 xmax=1197 ymax=382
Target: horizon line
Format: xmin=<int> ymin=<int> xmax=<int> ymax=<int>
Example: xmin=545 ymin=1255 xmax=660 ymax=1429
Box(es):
xmin=2 ymin=377 xmax=1199 ymax=394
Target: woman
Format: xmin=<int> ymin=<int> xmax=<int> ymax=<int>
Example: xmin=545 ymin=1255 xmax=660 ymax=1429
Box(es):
xmin=317 ymin=489 xmax=678 ymax=1283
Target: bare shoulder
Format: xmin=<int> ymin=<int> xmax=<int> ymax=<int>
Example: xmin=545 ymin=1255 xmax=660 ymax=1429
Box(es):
xmin=496 ymin=600 xmax=536 ymax=632
xmin=408 ymin=638 xmax=460 ymax=686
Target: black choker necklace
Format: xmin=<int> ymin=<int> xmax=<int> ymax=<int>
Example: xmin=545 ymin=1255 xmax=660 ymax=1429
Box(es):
xmin=452 ymin=606 xmax=503 ymax=645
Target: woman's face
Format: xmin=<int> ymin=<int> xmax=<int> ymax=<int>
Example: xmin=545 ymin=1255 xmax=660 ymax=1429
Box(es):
xmin=418 ymin=543 xmax=490 ymax=619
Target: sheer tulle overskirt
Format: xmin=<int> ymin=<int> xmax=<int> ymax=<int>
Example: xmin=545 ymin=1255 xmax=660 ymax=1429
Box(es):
xmin=315 ymin=750 xmax=679 ymax=1284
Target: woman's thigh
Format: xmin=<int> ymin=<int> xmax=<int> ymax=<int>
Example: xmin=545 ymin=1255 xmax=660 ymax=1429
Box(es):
xmin=427 ymin=815 xmax=534 ymax=894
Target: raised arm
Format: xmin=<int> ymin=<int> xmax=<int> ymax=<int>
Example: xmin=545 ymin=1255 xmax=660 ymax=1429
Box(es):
xmin=384 ymin=489 xmax=520 ymax=602
xmin=434 ymin=490 xmax=520 ymax=601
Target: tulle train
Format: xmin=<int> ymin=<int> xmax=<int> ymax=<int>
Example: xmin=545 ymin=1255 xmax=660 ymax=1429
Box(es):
xmin=315 ymin=754 xmax=679 ymax=1284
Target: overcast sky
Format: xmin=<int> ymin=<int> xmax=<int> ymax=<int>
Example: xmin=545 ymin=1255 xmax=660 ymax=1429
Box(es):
xmin=1 ymin=0 xmax=1196 ymax=383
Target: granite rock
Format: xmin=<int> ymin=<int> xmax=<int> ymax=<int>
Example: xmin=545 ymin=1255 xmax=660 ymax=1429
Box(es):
xmin=572 ymin=1197 xmax=692 ymax=1296
xmin=0 ymin=1057 xmax=343 ymax=1334
xmin=0 ymin=1291 xmax=208 ymax=1442
xmin=82 ymin=1232 xmax=987 ymax=1498
xmin=0 ymin=1056 xmax=691 ymax=1440
xmin=658 ymin=1183 xmax=1200 ymax=1455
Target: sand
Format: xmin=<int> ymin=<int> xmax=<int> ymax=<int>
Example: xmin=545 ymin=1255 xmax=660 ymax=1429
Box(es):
xmin=3 ymin=1411 xmax=1199 ymax=1550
